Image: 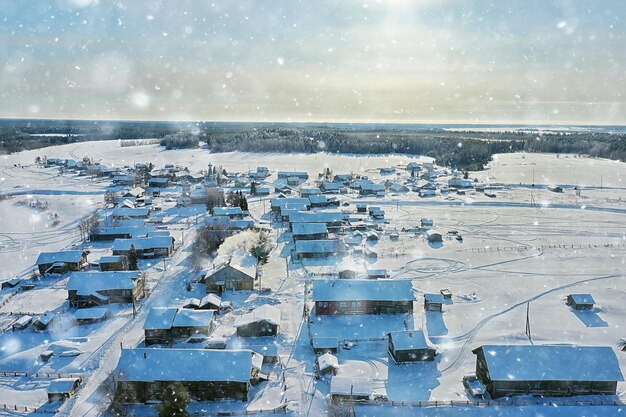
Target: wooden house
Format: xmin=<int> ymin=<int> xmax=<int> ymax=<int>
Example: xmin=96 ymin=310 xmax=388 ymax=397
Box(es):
xmin=67 ymin=271 xmax=143 ymax=308
xmin=203 ymin=264 xmax=255 ymax=293
xmin=313 ymin=279 xmax=414 ymax=316
xmin=472 ymin=345 xmax=623 ymax=398
xmin=295 ymin=240 xmax=341 ymax=260
xmin=292 ymin=223 xmax=329 ymax=241
xmin=116 ymin=349 xmax=263 ymax=402
xmin=111 ymin=236 xmax=175 ymax=258
xmin=387 ymin=330 xmax=436 ymax=364
xmin=235 ymin=304 xmax=281 ymax=337
xmin=99 ymin=255 xmax=129 ymax=271
xmin=144 ymin=307 xmax=215 ymax=346
xmin=36 ymin=250 xmax=88 ymax=275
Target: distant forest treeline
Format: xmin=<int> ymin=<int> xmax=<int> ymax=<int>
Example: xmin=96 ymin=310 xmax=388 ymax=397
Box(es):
xmin=1 ymin=119 xmax=624 ymax=170
xmin=203 ymin=128 xmax=626 ymax=170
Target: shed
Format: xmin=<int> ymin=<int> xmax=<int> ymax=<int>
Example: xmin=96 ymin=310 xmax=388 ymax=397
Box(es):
xmin=47 ymin=378 xmax=81 ymax=403
xmin=387 ymin=330 xmax=436 ymax=364
xmin=330 ymin=377 xmax=372 ymax=401
xmin=567 ymin=294 xmax=595 ymax=310
xmin=73 ymin=307 xmax=109 ymax=324
xmin=424 ymin=293 xmax=444 ymax=312
xmin=317 ymin=353 xmax=340 ymax=376
xmin=235 ymin=304 xmax=281 ymax=337
xmin=33 ymin=311 xmax=55 ymax=331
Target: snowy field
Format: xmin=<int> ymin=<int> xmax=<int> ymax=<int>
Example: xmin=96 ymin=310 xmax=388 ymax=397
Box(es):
xmin=0 ymin=140 xmax=625 ymax=416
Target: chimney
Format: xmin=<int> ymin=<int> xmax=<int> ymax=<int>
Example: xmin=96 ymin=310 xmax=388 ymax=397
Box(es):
xmin=143 ymin=352 xmax=147 ymax=359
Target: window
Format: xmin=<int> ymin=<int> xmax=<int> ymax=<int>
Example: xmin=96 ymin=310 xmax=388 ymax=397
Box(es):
xmin=339 ymin=302 xmax=347 ymax=308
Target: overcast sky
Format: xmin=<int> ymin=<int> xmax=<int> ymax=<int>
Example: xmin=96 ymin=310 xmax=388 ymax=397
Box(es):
xmin=0 ymin=0 xmax=624 ymax=124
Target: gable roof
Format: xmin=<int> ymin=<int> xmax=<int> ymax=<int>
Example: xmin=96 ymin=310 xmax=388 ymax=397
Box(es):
xmin=144 ymin=307 xmax=177 ymax=330
xmin=67 ymin=271 xmax=140 ymax=295
xmin=117 ymin=349 xmax=259 ymax=383
xmin=473 ymin=345 xmax=624 ymax=382
xmin=172 ymin=309 xmax=214 ymax=328
xmin=292 ymin=223 xmax=328 ymax=236
xmin=313 ymin=279 xmax=414 ymax=302
xmin=111 ymin=236 xmax=173 ymax=251
xmin=36 ymin=250 xmax=86 ymax=265
xmin=236 ymin=304 xmax=281 ymax=328
xmin=388 ymin=330 xmax=431 ymax=351
xmin=295 ymin=240 xmax=339 ymax=254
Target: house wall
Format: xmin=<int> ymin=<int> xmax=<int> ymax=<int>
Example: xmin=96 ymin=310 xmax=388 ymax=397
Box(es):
xmin=236 ymin=321 xmax=278 ymax=337
xmin=388 ymin=339 xmax=436 ymax=363
xmin=315 ymin=300 xmax=413 ymax=316
xmin=205 ymin=266 xmax=254 ymax=293
xmin=121 ymin=380 xmax=249 ymax=402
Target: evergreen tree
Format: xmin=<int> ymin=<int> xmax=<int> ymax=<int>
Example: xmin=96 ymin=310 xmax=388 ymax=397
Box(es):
xmin=250 ymin=181 xmax=257 ymax=196
xmin=157 ymin=382 xmax=190 ymax=417
xmin=128 ymin=245 xmax=138 ymax=271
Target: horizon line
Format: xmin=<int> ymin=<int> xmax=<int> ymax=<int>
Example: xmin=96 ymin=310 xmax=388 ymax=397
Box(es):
xmin=1 ymin=116 xmax=625 ymax=128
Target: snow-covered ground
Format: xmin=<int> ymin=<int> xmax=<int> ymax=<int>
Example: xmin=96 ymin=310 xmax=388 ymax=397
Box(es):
xmin=0 ymin=141 xmax=625 ymax=416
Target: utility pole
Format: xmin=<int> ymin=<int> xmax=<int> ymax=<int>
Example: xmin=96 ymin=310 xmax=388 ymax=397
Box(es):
xmin=525 ymin=302 xmax=532 ymax=342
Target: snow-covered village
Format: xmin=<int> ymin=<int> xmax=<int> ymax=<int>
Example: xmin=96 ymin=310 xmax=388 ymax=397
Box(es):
xmin=1 ymin=1 xmax=626 ymax=416
xmin=0 ymin=137 xmax=625 ymax=417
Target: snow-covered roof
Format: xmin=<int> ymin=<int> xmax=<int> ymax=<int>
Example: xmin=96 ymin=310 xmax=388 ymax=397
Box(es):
xmin=200 ymin=293 xmax=222 ymax=308
xmin=292 ymin=223 xmax=328 ymax=235
xmin=313 ymin=279 xmax=414 ymax=302
xmin=173 ymin=309 xmax=214 ymax=328
xmin=330 ymin=377 xmax=372 ymax=397
xmin=111 ymin=207 xmax=150 ymax=217
xmin=213 ymin=206 xmax=243 ymax=216
xmin=117 ymin=349 xmax=259 ymax=382
xmin=312 ymin=337 xmax=339 ymax=349
xmin=569 ymin=293 xmax=595 ymax=305
xmin=318 ymin=353 xmax=339 ymax=370
xmin=144 ymin=307 xmax=177 ymax=330
xmin=271 ymin=198 xmax=310 ymax=208
xmin=388 ymin=330 xmax=431 ymax=351
xmin=424 ymin=293 xmax=444 ymax=304
xmin=289 ymin=211 xmax=344 ymax=224
xmin=92 ymin=226 xmax=151 ymax=238
xmin=295 ymin=239 xmax=339 ymax=254
xmin=111 ymin=236 xmax=173 ymax=251
xmin=474 ymin=345 xmax=624 ymax=382
xmin=73 ymin=307 xmax=108 ymax=320
xmin=67 ymin=271 xmax=140 ymax=295
xmin=236 ymin=304 xmax=281 ymax=328
xmin=99 ymin=255 xmax=126 ymax=264
xmin=36 ymin=250 xmax=85 ymax=265
xmin=47 ymin=378 xmax=80 ymax=395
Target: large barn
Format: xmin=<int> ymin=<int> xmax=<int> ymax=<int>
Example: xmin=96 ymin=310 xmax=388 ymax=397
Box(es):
xmin=472 ymin=345 xmax=624 ymax=398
